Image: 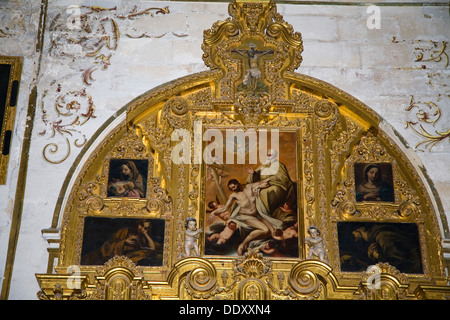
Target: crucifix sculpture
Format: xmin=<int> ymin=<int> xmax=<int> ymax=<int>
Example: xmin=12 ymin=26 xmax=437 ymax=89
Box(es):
xmin=232 ymin=43 xmax=274 ymax=95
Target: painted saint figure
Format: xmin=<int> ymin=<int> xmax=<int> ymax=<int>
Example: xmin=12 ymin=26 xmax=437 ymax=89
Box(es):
xmin=356 ymin=164 xmax=394 ymax=202
xmin=81 ymin=219 xmax=156 ymax=265
xmin=339 ymin=223 xmax=423 ymax=274
xmin=211 ymin=178 xmax=284 ymax=255
xmin=204 ymin=132 xmax=299 ymax=258
xmin=108 ymin=160 xmax=146 ymax=198
xmin=108 ymin=180 xmax=141 ymax=197
xmin=246 ymin=149 xmax=296 ymax=215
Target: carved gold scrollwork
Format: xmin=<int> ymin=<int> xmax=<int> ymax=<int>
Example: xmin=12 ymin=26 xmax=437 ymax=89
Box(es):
xmin=266 ymin=21 xmax=302 ymax=51
xmin=37 ymin=284 xmax=64 ymax=300
xmin=202 ymin=0 xmax=303 ymax=109
xmin=332 ymin=132 xmax=426 ymax=221
xmin=288 ymin=262 xmax=322 ymax=297
xmin=79 ymin=182 xmax=105 ymax=213
xmin=106 ymin=274 xmax=131 ymax=300
xmin=235 ymin=91 xmax=270 ymax=124
xmin=113 ymin=129 xmax=150 ymax=159
xmin=85 ymin=194 xmax=105 ymax=212
xmin=164 ymin=97 xmax=190 ymax=129
xmin=336 ymin=201 xmax=358 ymax=218
xmin=181 ymin=258 xmax=219 ymax=299
xmin=203 ymin=20 xmax=240 ymax=49
xmin=186 ymin=266 xmax=217 ymax=293
xmin=313 ymin=99 xmax=336 ymax=119
xmin=145 ymin=198 xmax=166 ymax=215
xmin=355 ymin=133 xmax=388 ymax=161
xmin=96 ymin=256 xmax=150 ymax=300
xmin=167 ymin=96 xmax=189 ymax=116
xmin=313 ymin=99 xmax=340 ymax=146
xmin=397 ymin=201 xmax=419 ymax=218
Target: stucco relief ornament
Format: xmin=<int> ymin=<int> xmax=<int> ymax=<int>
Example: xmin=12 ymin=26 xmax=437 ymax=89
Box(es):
xmin=405 ymin=95 xmax=450 ymax=151
xmin=40 ymin=88 xmax=96 ymax=164
xmin=49 ymin=5 xmax=170 ymax=85
xmin=41 ymin=5 xmax=171 ymax=164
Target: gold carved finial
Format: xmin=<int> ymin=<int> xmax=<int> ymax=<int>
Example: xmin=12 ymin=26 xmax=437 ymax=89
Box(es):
xmin=202 ymin=0 xmax=303 ymax=121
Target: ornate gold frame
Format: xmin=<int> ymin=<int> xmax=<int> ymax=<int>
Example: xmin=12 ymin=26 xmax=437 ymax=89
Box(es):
xmin=0 ymin=56 xmax=22 ymax=185
xmin=36 ymin=0 xmax=450 ymax=300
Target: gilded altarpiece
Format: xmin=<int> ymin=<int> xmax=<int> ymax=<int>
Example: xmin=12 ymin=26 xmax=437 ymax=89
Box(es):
xmin=36 ymin=0 xmax=450 ymax=300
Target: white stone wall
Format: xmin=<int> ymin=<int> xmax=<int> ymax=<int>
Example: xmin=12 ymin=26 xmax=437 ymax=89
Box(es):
xmin=0 ymin=0 xmax=448 ymax=299
xmin=0 ymin=0 xmax=43 ymax=299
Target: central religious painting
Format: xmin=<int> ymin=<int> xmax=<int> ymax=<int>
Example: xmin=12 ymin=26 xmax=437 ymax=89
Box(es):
xmin=204 ymin=130 xmax=299 ymax=257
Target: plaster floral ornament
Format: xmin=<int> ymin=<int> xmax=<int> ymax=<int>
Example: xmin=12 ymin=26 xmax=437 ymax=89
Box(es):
xmin=39 ymin=88 xmax=95 ymax=164
xmin=414 ymin=40 xmax=448 ymax=68
xmin=405 ymin=95 xmax=450 ymax=151
xmin=49 ymin=4 xmax=170 ymax=85
xmin=40 ymin=4 xmax=170 ymax=164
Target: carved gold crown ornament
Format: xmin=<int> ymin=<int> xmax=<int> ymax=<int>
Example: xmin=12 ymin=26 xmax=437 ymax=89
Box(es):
xmin=36 ymin=0 xmax=450 ymax=300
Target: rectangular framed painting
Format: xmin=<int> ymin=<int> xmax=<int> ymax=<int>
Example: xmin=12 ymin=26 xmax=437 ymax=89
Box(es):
xmin=80 ymin=217 xmax=165 ymax=266
xmin=204 ymin=129 xmax=299 ymax=258
xmin=354 ymin=163 xmax=394 ymax=202
xmin=337 ymin=221 xmax=423 ymax=274
xmin=107 ymin=159 xmax=148 ymax=198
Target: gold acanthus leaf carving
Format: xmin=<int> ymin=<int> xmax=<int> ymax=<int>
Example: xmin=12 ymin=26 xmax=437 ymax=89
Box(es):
xmin=234 ymin=92 xmax=271 ymax=124
xmin=354 ymin=134 xmax=389 ymax=162
xmin=111 ymin=129 xmax=150 ymax=159
xmin=356 ymin=262 xmax=409 ymax=300
xmin=202 ymin=0 xmax=303 ymax=109
xmin=164 ymin=97 xmax=190 ymax=129
xmin=329 ymin=118 xmax=363 ymax=189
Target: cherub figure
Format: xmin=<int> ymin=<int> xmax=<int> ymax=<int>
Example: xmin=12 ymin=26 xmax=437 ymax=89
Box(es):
xmin=305 ymin=226 xmax=328 ymax=263
xmin=272 ymin=222 xmax=298 ymax=241
xmin=207 ymin=220 xmax=237 ymax=245
xmin=108 ymin=180 xmax=140 ymax=198
xmin=259 ymin=239 xmax=283 ymax=257
xmin=184 ymin=217 xmax=203 ymax=257
xmin=207 ymin=199 xmax=231 ymax=223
